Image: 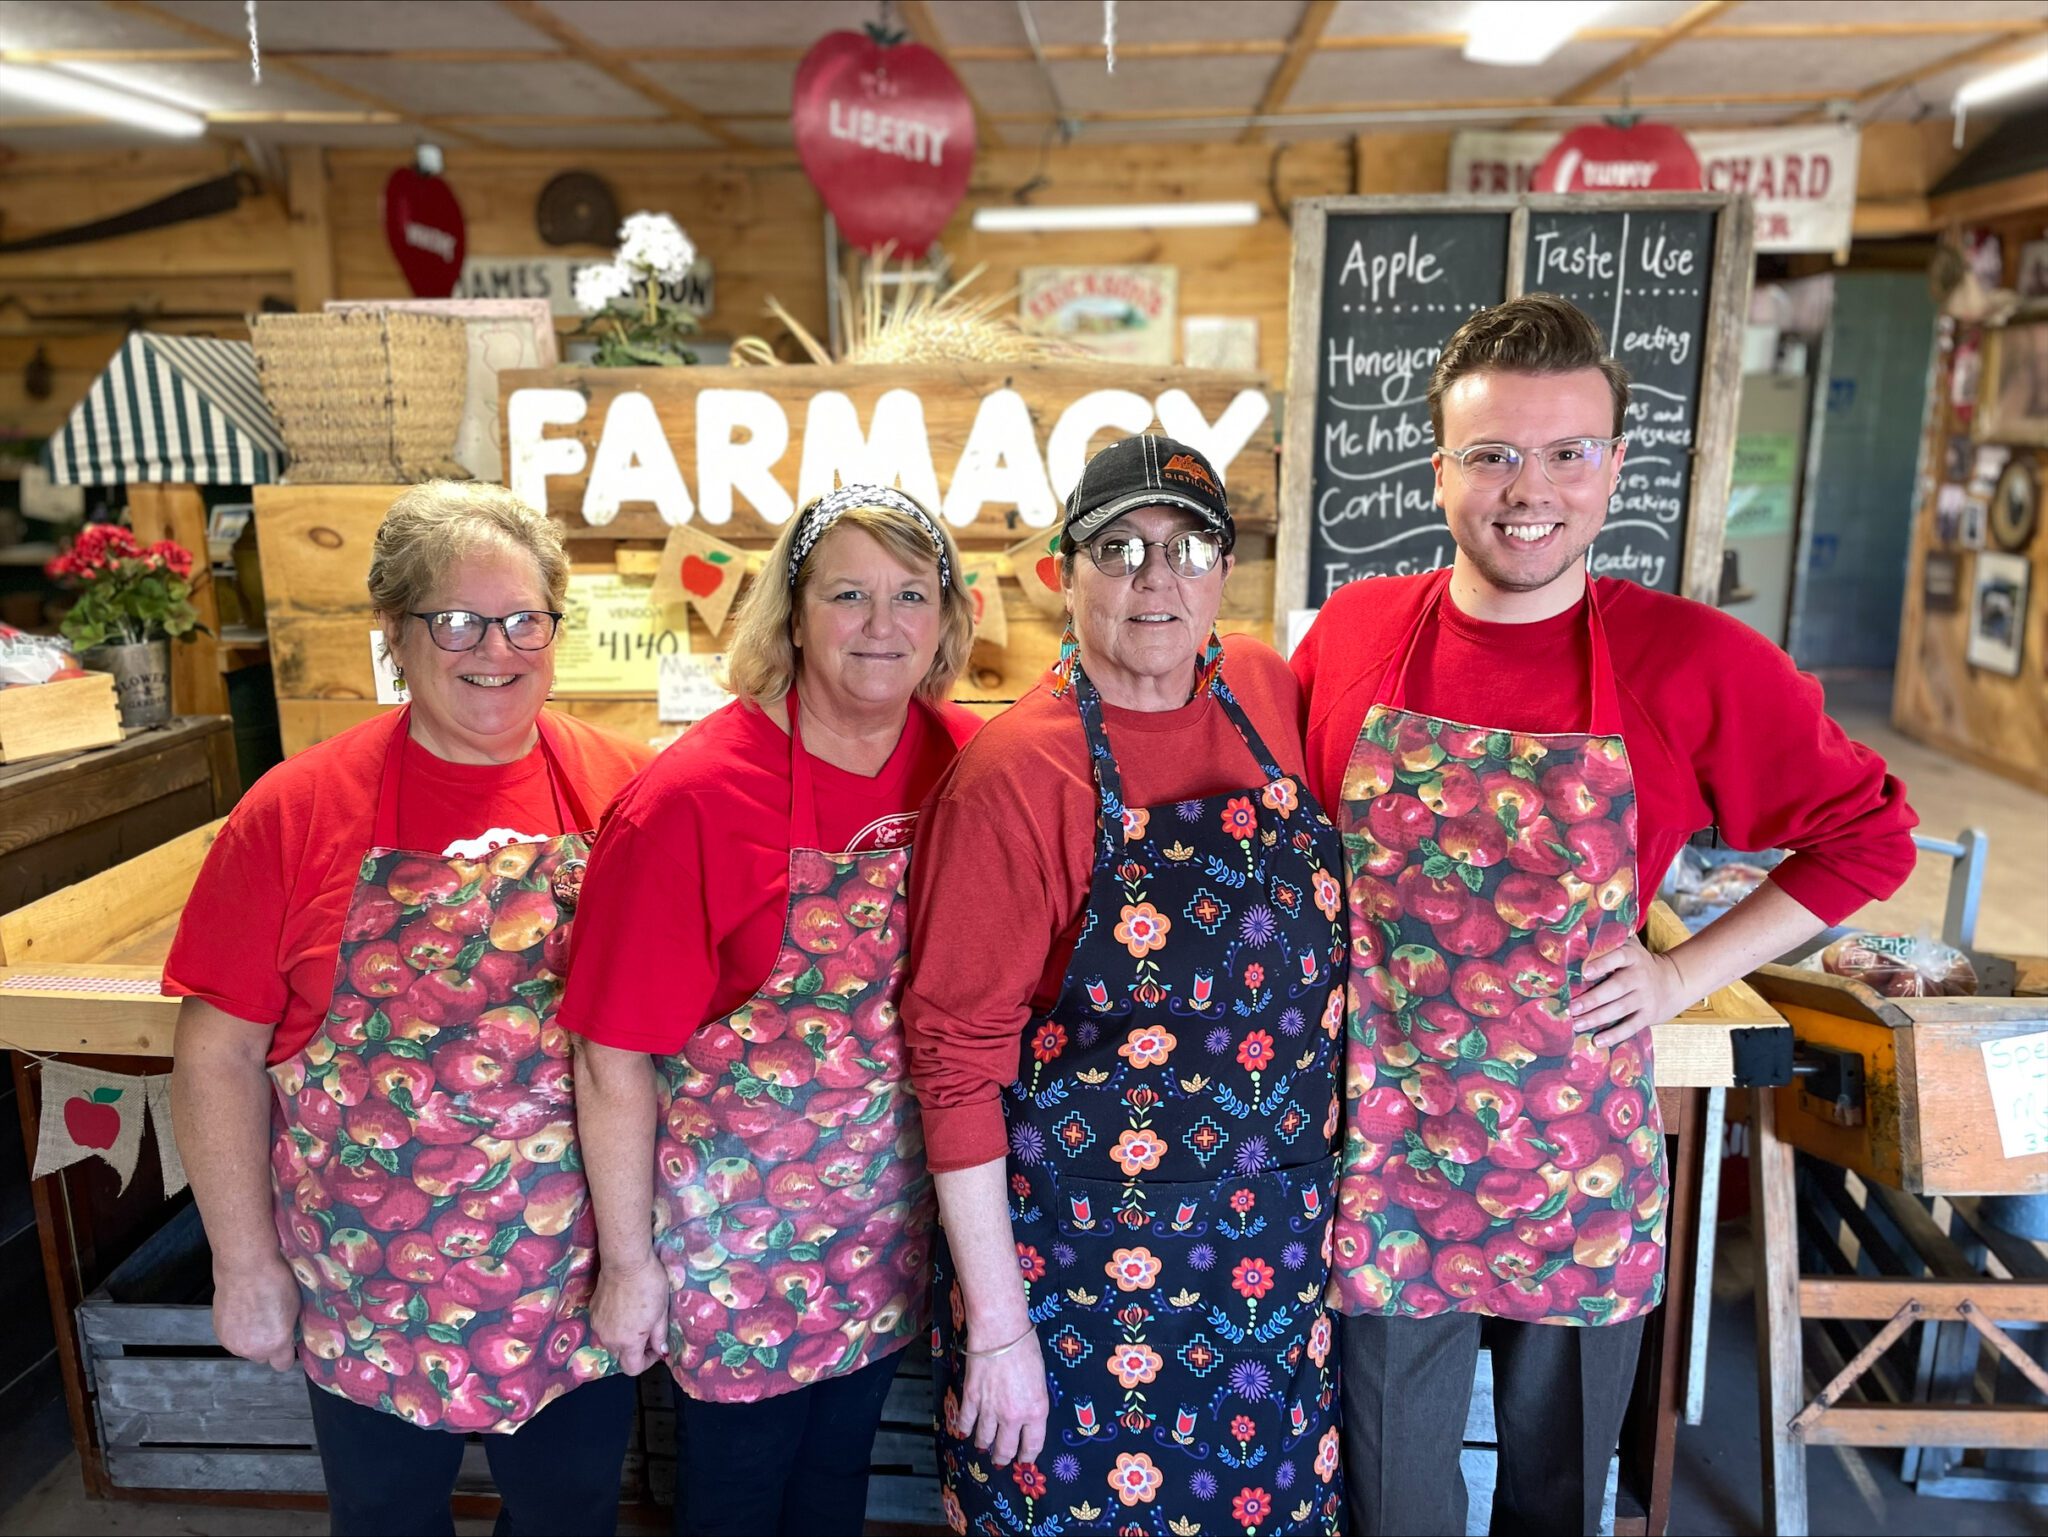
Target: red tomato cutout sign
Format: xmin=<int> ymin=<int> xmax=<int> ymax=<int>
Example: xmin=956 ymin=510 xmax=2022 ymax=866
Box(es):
xmin=1534 ymin=122 xmax=1700 ymax=195
xmin=792 ymin=30 xmax=975 ymax=255
xmin=383 ymin=166 xmax=467 ymax=298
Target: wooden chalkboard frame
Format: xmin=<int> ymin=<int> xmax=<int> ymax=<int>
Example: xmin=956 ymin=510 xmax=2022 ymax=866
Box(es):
xmin=1278 ymin=193 xmax=1756 ymax=620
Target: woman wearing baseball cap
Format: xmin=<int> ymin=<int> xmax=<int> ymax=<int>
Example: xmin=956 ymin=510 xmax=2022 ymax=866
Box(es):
xmin=905 ymin=436 xmax=1346 ymax=1535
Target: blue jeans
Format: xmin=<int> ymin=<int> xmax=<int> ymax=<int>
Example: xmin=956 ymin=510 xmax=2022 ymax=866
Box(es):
xmin=672 ymin=1348 xmax=903 ymax=1536
xmin=305 ymin=1372 xmax=634 ymax=1537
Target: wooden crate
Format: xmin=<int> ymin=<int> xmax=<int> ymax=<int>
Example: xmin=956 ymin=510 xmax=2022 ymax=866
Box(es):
xmin=80 ymin=1201 xmax=648 ymax=1496
xmin=0 ymin=673 xmax=122 ymax=762
xmin=1754 ymin=963 xmax=2048 ymax=1196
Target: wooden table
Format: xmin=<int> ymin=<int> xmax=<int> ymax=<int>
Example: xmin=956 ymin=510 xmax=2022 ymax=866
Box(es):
xmin=0 ymin=723 xmax=238 ymax=1501
xmin=0 ymin=716 xmax=238 ymax=915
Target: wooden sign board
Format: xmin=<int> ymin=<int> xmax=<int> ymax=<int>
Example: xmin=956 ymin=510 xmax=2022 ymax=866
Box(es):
xmin=1279 ymin=194 xmax=1754 ymax=616
xmin=500 ymin=362 xmax=1276 ymax=544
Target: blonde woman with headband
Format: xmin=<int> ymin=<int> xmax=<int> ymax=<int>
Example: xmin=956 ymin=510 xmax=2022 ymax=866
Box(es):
xmin=167 ymin=482 xmax=653 ymax=1534
xmin=564 ymin=484 xmax=980 ymax=1536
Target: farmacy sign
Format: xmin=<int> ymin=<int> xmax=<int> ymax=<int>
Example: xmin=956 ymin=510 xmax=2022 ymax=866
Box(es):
xmin=501 ymin=364 xmax=1274 ymax=539
xmin=1450 ymin=124 xmax=1861 ymax=254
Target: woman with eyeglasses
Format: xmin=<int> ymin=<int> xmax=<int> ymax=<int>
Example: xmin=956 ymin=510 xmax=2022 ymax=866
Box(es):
xmin=562 ymin=485 xmax=980 ymax=1537
xmin=167 ymin=482 xmax=652 ymax=1535
xmin=903 ymin=436 xmax=1348 ymax=1536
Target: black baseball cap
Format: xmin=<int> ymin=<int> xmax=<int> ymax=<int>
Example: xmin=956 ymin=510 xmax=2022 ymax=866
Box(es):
xmin=1061 ymin=434 xmax=1235 ymax=552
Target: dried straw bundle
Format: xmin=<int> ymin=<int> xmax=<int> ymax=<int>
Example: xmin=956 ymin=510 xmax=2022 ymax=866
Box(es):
xmin=734 ymin=259 xmax=1077 ymax=367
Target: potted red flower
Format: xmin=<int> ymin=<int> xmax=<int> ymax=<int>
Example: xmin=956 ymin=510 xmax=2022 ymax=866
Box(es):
xmin=46 ymin=524 xmax=203 ymax=728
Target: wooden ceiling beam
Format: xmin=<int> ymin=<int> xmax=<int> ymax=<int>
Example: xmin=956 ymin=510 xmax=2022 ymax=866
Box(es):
xmin=894 ymin=0 xmax=1000 ymax=149
xmin=1242 ymin=0 xmax=1338 ymax=144
xmin=493 ymin=0 xmax=745 ymax=148
xmin=1790 ymin=22 xmax=2048 ymax=124
xmin=1512 ymin=0 xmax=1739 ymax=128
xmin=97 ymin=0 xmax=492 ymax=145
xmin=987 ymin=87 xmax=1836 ymax=128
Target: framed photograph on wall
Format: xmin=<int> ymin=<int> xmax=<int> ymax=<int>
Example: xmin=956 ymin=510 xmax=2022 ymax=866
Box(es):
xmin=1966 ymin=551 xmax=2031 ymax=677
xmin=1978 ymin=317 xmax=2048 ymax=448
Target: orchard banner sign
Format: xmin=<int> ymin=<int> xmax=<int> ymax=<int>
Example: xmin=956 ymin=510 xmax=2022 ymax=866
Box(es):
xmin=502 ymin=364 xmax=1275 ymax=541
xmin=1451 ymin=123 xmax=1860 ymax=253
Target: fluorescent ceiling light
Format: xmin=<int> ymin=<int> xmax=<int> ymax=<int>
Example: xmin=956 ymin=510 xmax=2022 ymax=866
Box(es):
xmin=0 ymin=61 xmax=206 ymax=136
xmin=1463 ymin=1 xmax=1616 ymax=67
xmin=972 ymin=201 xmax=1260 ymax=233
xmin=1955 ymin=47 xmax=2048 ymax=110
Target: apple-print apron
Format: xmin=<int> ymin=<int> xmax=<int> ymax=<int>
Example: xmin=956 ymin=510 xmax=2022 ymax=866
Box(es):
xmin=652 ymin=691 xmax=933 ymax=1402
xmin=1331 ymin=573 xmax=1667 ymax=1326
xmin=933 ymin=658 xmax=1347 ymax=1537
xmin=267 ymin=709 xmax=614 ymax=1433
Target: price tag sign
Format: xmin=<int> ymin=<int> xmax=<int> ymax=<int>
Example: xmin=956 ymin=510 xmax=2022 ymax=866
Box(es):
xmin=1982 ymin=1030 xmax=2048 ymax=1160
xmin=553 ymin=572 xmax=686 ymax=694
xmin=657 ymin=654 xmax=733 ymax=724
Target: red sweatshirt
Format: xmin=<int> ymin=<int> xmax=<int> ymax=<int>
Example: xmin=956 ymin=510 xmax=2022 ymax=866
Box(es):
xmin=903 ymin=638 xmax=1310 ymax=1173
xmin=1291 ymin=572 xmax=1917 ymax=929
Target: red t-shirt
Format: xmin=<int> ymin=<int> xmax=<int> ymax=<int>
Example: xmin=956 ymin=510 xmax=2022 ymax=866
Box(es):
xmin=557 ymin=696 xmax=981 ymax=1055
xmin=1291 ymin=572 xmax=1917 ymax=928
xmin=902 ymin=637 xmax=1310 ymax=1174
xmin=162 ymin=711 xmax=653 ymax=1064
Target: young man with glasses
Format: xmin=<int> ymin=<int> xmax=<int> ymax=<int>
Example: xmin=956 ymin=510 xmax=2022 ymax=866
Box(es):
xmin=1291 ymin=295 xmax=1917 ymax=1535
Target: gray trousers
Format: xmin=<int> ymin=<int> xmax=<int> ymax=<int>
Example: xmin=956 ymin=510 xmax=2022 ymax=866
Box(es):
xmin=1340 ymin=1310 xmax=1647 ymax=1537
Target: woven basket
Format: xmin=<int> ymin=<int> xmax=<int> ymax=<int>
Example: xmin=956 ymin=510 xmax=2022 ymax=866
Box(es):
xmin=250 ymin=311 xmax=469 ymax=484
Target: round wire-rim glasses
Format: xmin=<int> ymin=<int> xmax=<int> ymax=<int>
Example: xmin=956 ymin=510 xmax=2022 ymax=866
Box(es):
xmin=407 ymin=609 xmax=564 ymax=652
xmin=1083 ymin=530 xmax=1226 ymax=579
xmin=1441 ymin=435 xmax=1626 ymax=489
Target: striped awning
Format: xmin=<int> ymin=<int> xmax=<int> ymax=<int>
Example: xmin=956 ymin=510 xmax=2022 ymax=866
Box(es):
xmin=43 ymin=331 xmax=286 ymax=486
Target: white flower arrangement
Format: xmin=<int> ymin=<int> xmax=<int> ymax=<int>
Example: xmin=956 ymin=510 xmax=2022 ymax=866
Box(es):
xmin=574 ymin=211 xmax=700 ymax=365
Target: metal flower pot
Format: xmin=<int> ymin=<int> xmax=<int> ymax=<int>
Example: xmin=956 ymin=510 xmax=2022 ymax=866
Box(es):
xmin=81 ymin=638 xmax=173 ymax=729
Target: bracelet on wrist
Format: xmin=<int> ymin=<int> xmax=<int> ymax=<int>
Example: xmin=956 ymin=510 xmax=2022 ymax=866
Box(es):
xmin=963 ymin=1321 xmax=1035 ymax=1359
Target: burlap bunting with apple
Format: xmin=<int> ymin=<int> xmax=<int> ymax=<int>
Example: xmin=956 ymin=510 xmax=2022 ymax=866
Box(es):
xmin=959 ymin=555 xmax=1007 ymax=649
xmin=651 ymin=523 xmax=749 ymax=639
xmin=1005 ymin=527 xmax=1067 ymax=620
xmin=32 ymin=1061 xmax=152 ymax=1193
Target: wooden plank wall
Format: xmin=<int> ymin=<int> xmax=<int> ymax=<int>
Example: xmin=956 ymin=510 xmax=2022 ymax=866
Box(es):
xmin=1892 ymin=211 xmax=2048 ymax=796
xmin=0 ymin=121 xmax=1970 ymax=444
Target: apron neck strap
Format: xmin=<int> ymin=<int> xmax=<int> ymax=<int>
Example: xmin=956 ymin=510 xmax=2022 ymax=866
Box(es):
xmin=787 ymin=689 xmax=820 ymax=851
xmin=371 ymin=708 xmax=591 ymax=849
xmin=1072 ymin=655 xmax=1291 ymax=871
xmin=1374 ymin=568 xmax=1624 ymax=737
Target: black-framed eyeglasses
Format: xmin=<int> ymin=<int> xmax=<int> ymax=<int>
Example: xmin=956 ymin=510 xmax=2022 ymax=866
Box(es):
xmin=1085 ymin=530 xmax=1225 ymax=580
xmin=1440 ymin=435 xmax=1626 ymax=489
xmin=407 ymin=609 xmax=564 ymax=652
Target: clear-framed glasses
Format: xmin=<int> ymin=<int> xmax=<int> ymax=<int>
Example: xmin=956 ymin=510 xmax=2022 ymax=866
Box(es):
xmin=1440 ymin=435 xmax=1625 ymax=490
xmin=1085 ymin=530 xmax=1225 ymax=579
xmin=407 ymin=609 xmax=564 ymax=652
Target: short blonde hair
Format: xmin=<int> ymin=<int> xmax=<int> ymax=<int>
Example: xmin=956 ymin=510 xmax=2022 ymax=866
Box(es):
xmin=723 ymin=495 xmax=972 ymax=705
xmin=368 ymin=481 xmax=568 ymax=649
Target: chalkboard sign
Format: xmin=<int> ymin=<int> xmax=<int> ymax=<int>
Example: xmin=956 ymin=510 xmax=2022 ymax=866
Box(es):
xmin=1525 ymin=208 xmax=1715 ymax=594
xmin=1305 ymin=211 xmax=1509 ymax=598
xmin=1279 ymin=194 xmax=1753 ymax=620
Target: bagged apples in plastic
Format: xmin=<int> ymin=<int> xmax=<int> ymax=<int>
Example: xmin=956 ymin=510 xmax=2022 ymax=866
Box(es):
xmin=1820 ymin=932 xmax=1978 ymax=998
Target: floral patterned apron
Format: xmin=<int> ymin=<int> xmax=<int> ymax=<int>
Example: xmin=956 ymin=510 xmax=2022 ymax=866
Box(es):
xmin=1331 ymin=573 xmax=1667 ymax=1326
xmin=653 ymin=691 xmax=933 ymax=1402
xmin=934 ymin=658 xmax=1348 ymax=1537
xmin=268 ymin=709 xmax=614 ymax=1433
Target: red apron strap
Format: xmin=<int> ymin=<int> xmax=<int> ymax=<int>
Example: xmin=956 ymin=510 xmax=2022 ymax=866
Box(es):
xmin=1583 ymin=578 xmax=1625 ymax=738
xmin=786 ymin=690 xmax=821 ymax=852
xmin=370 ymin=706 xmax=411 ymax=848
xmin=1373 ymin=569 xmax=1455 ymax=713
xmin=533 ymin=714 xmax=595 ymax=834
